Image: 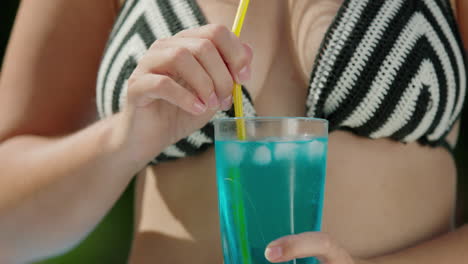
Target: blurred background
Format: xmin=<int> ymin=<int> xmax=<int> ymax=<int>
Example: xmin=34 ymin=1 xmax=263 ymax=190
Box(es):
xmin=1 ymin=1 xmax=468 ymax=263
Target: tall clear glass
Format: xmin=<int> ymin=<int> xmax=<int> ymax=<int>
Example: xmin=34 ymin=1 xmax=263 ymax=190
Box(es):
xmin=214 ymin=117 xmax=328 ymax=264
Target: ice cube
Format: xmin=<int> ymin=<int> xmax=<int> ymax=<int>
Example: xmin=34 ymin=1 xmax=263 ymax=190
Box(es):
xmin=224 ymin=143 xmax=244 ymax=166
xmin=253 ymin=145 xmax=272 ymax=165
xmin=307 ymin=140 xmax=326 ymax=158
xmin=274 ymin=142 xmax=298 ymax=160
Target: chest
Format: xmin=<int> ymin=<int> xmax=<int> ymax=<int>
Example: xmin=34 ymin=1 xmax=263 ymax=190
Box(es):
xmin=104 ymin=0 xmax=467 ymax=164
xmin=196 ymin=0 xmax=342 ymax=116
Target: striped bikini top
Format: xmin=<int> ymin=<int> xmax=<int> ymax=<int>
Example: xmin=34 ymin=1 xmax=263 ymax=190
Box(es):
xmin=97 ymin=0 xmax=467 ymax=164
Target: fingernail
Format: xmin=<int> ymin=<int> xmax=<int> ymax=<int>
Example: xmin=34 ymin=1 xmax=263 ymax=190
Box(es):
xmin=237 ymin=65 xmax=251 ymax=84
xmin=208 ymin=92 xmax=220 ymax=109
xmin=193 ymin=100 xmax=207 ymax=114
xmin=221 ymin=95 xmax=233 ymax=111
xmin=265 ymin=247 xmax=282 ymax=261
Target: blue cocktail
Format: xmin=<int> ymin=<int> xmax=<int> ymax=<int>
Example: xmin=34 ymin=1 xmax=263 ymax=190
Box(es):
xmin=215 ymin=118 xmax=328 ymax=264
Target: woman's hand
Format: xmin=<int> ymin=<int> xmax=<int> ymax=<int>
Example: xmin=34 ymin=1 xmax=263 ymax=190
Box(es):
xmin=264 ymin=232 xmax=372 ymax=264
xmin=114 ymin=24 xmax=253 ymax=160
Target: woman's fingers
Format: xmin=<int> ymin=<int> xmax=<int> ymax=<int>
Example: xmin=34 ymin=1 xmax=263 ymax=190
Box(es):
xmin=127 ymin=73 xmax=207 ymax=115
xmin=142 ymin=45 xmax=217 ymax=109
xmin=155 ymin=37 xmax=236 ymax=110
xmin=265 ymin=232 xmax=354 ymax=264
xmin=188 ymin=38 xmax=235 ymax=109
xmin=131 ymin=24 xmax=254 ymax=115
xmin=176 ymin=24 xmax=253 ymax=84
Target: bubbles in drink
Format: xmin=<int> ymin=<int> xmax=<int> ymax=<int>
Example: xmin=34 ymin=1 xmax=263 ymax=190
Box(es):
xmin=253 ymin=145 xmax=272 ymax=166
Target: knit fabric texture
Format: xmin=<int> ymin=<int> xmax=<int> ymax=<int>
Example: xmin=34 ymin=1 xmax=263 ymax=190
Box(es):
xmin=96 ymin=0 xmax=467 ymax=164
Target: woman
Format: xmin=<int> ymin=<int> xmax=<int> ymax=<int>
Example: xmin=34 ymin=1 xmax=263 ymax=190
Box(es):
xmin=0 ymin=0 xmax=466 ymax=263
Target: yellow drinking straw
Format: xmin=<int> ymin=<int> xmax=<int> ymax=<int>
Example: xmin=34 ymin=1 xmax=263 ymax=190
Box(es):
xmin=229 ymin=1 xmax=251 ymax=263
xmin=231 ymin=0 xmax=249 ymax=140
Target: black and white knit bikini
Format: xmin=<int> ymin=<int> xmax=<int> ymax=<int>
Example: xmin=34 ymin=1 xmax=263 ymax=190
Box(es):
xmin=96 ymin=0 xmax=467 ymax=164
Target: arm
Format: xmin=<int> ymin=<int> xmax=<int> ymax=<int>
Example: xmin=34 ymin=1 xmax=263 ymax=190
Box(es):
xmin=0 ymin=113 xmax=149 ymax=263
xmin=0 ymin=0 xmax=146 ymax=262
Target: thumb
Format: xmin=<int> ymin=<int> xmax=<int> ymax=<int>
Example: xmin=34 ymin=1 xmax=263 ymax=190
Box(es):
xmin=264 ymin=232 xmax=353 ymax=264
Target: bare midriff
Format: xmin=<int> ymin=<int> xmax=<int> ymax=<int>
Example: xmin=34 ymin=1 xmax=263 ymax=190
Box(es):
xmin=126 ymin=0 xmax=459 ymax=263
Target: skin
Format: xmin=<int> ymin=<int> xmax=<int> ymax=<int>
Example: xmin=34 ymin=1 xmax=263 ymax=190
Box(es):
xmin=0 ymin=0 xmax=465 ymax=263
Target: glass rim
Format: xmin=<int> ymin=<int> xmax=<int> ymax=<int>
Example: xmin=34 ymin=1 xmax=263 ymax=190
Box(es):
xmin=214 ymin=116 xmax=328 ymax=125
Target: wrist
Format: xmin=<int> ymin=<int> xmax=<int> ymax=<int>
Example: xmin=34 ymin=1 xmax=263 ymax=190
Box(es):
xmin=104 ymin=111 xmax=163 ymax=166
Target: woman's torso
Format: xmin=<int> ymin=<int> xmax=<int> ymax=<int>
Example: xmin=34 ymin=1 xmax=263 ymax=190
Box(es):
xmin=101 ymin=0 xmax=461 ymax=262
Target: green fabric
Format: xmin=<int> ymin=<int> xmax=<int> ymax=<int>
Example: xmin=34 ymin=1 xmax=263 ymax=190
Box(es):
xmin=34 ymin=182 xmax=134 ymax=264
